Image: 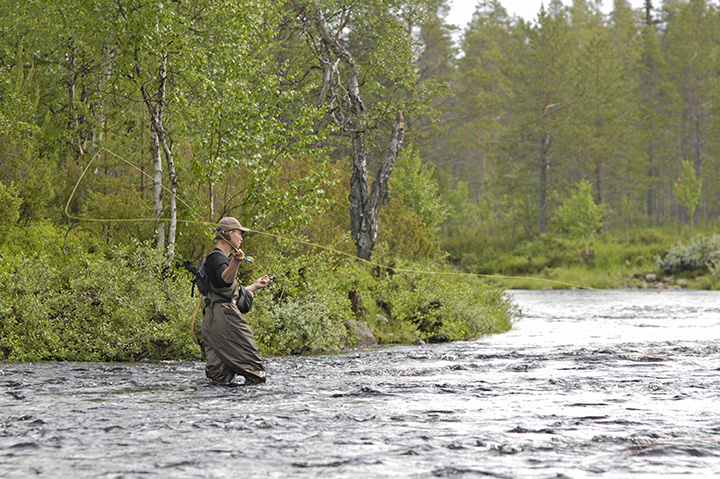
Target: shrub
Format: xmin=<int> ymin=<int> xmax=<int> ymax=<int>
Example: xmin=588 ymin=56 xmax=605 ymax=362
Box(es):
xmin=335 ymin=256 xmax=516 ymax=344
xmin=558 ymin=180 xmax=607 ymax=256
xmin=248 ymin=245 xmax=354 ymax=355
xmin=0 ymin=181 xmax=21 ymax=245
xmin=379 ymin=196 xmax=443 ymax=260
xmin=1 ymin=224 xmax=520 ymax=361
xmin=390 ymin=146 xmax=449 ymax=231
xmin=0 ymin=240 xmax=199 ymax=361
xmin=655 ymin=234 xmax=720 ymax=274
xmin=253 ymin=293 xmax=348 ymax=355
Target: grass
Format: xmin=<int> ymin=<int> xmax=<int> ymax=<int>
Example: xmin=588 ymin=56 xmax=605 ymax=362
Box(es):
xmin=451 ymin=225 xmax=720 ymax=290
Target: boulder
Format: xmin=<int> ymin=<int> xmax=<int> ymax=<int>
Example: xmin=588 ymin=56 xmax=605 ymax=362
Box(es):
xmin=344 ymin=320 xmax=378 ymax=347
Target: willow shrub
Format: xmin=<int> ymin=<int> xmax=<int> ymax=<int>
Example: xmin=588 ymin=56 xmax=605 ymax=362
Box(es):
xmin=1 ymin=225 xmax=518 ymax=361
xmin=247 ymin=245 xmax=355 ymax=356
xmin=246 ymin=245 xmax=516 ymax=352
xmin=0 ymin=239 xmax=199 ymax=362
xmin=361 ymin=265 xmax=516 ymax=344
xmin=656 ymin=234 xmax=720 ymax=274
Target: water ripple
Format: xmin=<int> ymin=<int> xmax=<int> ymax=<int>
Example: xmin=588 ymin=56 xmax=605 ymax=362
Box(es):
xmin=2 ymin=290 xmax=720 ymax=478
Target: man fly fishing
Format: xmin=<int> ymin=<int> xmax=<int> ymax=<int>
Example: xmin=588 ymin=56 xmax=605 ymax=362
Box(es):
xmin=200 ymin=217 xmax=270 ymax=385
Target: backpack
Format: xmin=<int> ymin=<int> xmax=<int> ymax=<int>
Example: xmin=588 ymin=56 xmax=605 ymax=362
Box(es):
xmin=192 ymin=250 xmax=223 ymax=297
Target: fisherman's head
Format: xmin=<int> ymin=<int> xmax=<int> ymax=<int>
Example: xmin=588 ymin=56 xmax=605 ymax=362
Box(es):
xmin=214 ymin=217 xmax=249 ymax=245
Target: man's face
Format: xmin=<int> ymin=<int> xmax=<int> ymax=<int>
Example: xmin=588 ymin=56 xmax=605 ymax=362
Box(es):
xmin=229 ymin=229 xmax=243 ymax=248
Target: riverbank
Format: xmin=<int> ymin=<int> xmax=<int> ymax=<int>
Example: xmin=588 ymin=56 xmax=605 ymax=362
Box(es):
xmin=448 ymin=227 xmax=720 ymax=291
xmin=490 ymin=268 xmax=720 ymax=290
xmin=0 ymin=236 xmax=516 ymax=362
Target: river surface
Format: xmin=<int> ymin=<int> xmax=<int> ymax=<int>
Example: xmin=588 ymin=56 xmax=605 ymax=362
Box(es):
xmin=2 ymin=289 xmax=720 ymax=478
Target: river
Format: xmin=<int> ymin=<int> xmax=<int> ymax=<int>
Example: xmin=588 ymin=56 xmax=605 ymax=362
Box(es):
xmin=2 ymin=289 xmax=720 ymax=478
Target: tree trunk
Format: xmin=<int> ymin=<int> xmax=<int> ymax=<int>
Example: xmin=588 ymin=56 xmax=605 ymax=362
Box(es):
xmin=644 ymin=3 xmax=657 ymax=220
xmin=349 ymin=132 xmax=369 ymax=244
xmin=208 ymin=173 xmax=215 ymax=223
xmin=161 ymin=131 xmax=177 ymax=258
xmin=314 ymin=9 xmax=405 ymax=261
xmin=141 ymin=52 xmax=177 ymax=258
xmin=539 ymin=133 xmax=551 ymax=234
xmin=594 ymin=157 xmax=603 ymax=204
xmin=150 ymin=128 xmax=165 ymax=249
xmin=355 ymin=113 xmax=405 ymax=261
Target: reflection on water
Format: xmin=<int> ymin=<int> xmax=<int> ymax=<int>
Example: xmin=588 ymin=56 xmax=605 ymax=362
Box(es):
xmin=2 ymin=290 xmax=720 ymax=478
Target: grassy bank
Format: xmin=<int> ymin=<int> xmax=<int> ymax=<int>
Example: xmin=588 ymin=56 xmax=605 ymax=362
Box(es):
xmin=445 ymin=226 xmax=720 ymax=290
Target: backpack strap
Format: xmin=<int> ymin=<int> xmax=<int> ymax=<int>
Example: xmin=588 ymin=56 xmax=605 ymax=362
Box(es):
xmin=191 ymin=249 xmax=224 ymax=297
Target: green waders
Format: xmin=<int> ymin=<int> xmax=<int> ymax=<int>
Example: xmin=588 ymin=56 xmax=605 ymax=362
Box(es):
xmin=201 ymin=281 xmax=266 ymax=384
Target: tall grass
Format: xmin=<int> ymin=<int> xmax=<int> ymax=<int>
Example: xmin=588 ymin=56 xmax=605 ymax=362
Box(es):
xmin=443 ymin=226 xmax=699 ymax=289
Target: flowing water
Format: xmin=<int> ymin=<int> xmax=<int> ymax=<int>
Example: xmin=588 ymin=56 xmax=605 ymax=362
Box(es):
xmin=2 ymin=289 xmax=720 ymax=478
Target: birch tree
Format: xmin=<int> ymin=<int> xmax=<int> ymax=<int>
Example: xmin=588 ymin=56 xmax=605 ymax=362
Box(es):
xmin=559 ymin=180 xmax=606 ymax=256
xmin=297 ymin=0 xmax=430 ymax=260
xmin=672 ymin=160 xmax=702 ymax=236
xmin=104 ymin=0 xmax=191 ymax=256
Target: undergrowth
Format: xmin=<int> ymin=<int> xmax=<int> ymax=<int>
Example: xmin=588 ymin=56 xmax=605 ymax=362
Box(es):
xmin=0 ymin=224 xmax=517 ymax=361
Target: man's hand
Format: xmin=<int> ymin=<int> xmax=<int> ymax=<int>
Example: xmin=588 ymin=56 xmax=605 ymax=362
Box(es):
xmin=231 ymin=249 xmax=246 ymax=263
xmin=255 ymin=275 xmax=270 ymax=289
xmin=247 ymin=275 xmax=270 ymax=292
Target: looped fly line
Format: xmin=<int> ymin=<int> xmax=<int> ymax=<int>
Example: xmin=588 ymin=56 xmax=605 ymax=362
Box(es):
xmin=65 ymin=147 xmax=593 ymax=290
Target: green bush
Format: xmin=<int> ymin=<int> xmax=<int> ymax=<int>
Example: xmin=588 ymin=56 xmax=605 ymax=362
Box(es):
xmin=0 ymin=240 xmax=199 ymax=361
xmin=0 ymin=220 xmax=103 ymax=258
xmin=243 ymin=240 xmax=517 ymax=351
xmin=330 ymin=256 xmax=515 ymax=344
xmin=390 ymin=146 xmax=449 ymax=231
xmin=655 ymin=234 xmax=720 ymax=274
xmin=248 ymin=245 xmax=354 ymax=355
xmin=0 ymin=181 xmax=21 ymax=244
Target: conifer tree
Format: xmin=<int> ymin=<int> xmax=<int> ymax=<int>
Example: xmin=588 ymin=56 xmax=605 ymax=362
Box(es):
xmin=502 ymin=2 xmax=576 ymax=235
xmin=453 ymin=0 xmax=514 ymax=198
xmin=640 ymin=0 xmax=662 ymax=220
xmin=661 ymin=0 xmax=717 ymax=222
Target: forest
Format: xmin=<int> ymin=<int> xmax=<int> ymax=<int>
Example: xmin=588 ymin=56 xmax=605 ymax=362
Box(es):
xmin=1 ymin=0 xmax=719 ymax=361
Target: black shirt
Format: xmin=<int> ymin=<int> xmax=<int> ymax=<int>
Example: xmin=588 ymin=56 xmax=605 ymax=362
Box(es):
xmin=205 ymin=249 xmax=233 ymax=288
xmin=204 ymin=248 xmax=254 ymax=313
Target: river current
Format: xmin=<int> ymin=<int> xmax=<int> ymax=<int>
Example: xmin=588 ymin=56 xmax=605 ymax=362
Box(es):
xmin=2 ymin=289 xmax=720 ymax=478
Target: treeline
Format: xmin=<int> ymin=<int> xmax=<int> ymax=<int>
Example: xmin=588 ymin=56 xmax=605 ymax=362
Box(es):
xmin=2 ymin=0 xmax=719 ymax=360
xmin=423 ymin=0 xmax=720 ymax=267
xmin=0 ymin=0 xmax=515 ymax=361
xmin=3 ymin=0 xmax=717 ymax=265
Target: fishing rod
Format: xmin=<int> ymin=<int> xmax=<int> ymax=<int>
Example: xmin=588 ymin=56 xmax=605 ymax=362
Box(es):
xmin=65 ymin=147 xmax=259 ymax=262
xmin=216 ymin=230 xmax=255 ymax=263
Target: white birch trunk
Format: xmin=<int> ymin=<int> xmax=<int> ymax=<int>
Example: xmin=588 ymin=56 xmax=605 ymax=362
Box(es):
xmin=150 ymin=128 xmax=165 ymax=249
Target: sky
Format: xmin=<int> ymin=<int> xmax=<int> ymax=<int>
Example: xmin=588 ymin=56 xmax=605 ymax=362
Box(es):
xmin=446 ymin=0 xmax=646 ymax=31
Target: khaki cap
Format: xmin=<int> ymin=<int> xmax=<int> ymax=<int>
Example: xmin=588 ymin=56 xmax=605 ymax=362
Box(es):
xmin=215 ymin=217 xmax=250 ymax=233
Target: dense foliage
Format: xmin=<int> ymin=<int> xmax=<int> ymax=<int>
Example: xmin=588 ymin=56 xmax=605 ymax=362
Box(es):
xmin=0 ymin=224 xmax=514 ymax=362
xmin=420 ymin=0 xmax=720 ymax=271
xmin=3 ymin=0 xmax=720 ymax=361
xmin=0 ymin=227 xmax=198 ymax=361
